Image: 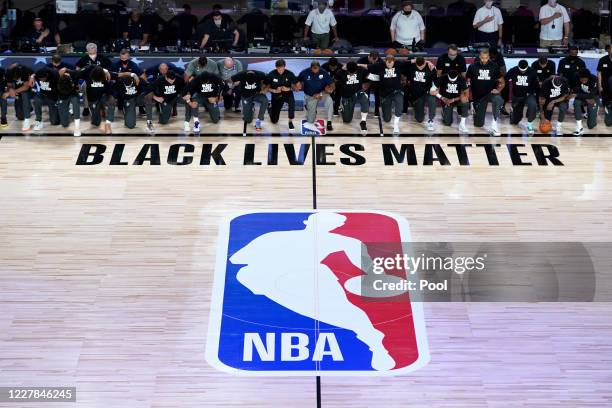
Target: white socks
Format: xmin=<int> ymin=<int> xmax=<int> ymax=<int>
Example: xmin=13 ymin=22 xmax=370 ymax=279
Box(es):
xmin=361 ymin=112 xmax=367 ymax=121
xmin=74 ymin=119 xmax=80 ymax=129
xmin=393 ymin=116 xmax=401 ymax=126
xmin=576 ymin=119 xmax=582 ymax=128
xmin=460 ymin=117 xmax=466 ymax=126
xmin=491 ymin=118 xmax=497 ymax=127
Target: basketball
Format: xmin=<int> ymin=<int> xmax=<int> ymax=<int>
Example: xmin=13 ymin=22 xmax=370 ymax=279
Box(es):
xmin=539 ymin=120 xmax=552 ymax=134
xmin=322 ymin=48 xmax=334 ymax=55
xmin=312 ymin=48 xmax=322 ymax=55
xmin=398 ymin=48 xmax=410 ymax=55
xmin=386 ymin=48 xmax=398 ymax=56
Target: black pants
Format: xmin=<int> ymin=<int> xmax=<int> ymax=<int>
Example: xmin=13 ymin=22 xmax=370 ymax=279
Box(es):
xmin=269 ymin=91 xmax=295 ymax=123
xmin=542 ymin=100 xmax=568 ymax=122
xmin=89 ymin=95 xmax=116 ymax=126
xmin=411 ymin=94 xmax=436 ymax=123
xmin=368 ymin=83 xmax=381 ymax=115
xmin=330 ymin=88 xmax=341 ymax=115
xmin=121 ymin=95 xmax=146 ymax=129
xmin=14 ymin=90 xmax=33 ymax=120
xmin=510 ymin=94 xmax=537 ymax=124
xmin=241 ymin=94 xmax=268 ymax=123
xmin=381 ymin=90 xmax=404 ymax=122
xmin=475 ymin=30 xmax=499 ymax=48
xmin=341 ymin=91 xmax=369 ymax=123
xmin=473 ymin=93 xmax=503 ymax=127
xmin=574 ymin=98 xmax=598 ymax=129
xmin=441 ymin=101 xmax=468 ymax=126
xmin=144 ymin=94 xmax=179 ymax=125
xmin=222 ymin=84 xmax=241 ymax=110
xmin=57 ymin=95 xmax=80 ymax=128
xmin=0 ymin=96 xmax=7 ymax=119
xmin=33 ymin=94 xmax=60 ymax=125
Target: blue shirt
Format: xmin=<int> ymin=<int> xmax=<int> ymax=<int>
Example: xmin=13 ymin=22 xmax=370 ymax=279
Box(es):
xmin=111 ymin=59 xmax=143 ymax=76
xmin=298 ymin=68 xmax=333 ymax=96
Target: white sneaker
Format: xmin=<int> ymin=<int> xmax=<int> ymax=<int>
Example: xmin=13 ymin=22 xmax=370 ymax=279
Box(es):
xmin=193 ymin=120 xmax=200 ymax=134
xmin=21 ymin=118 xmax=31 ymax=131
xmin=392 ymin=124 xmax=400 ymax=135
xmin=555 ymin=122 xmax=563 ymax=135
xmin=73 ymin=128 xmax=81 ymax=137
xmin=426 ymin=120 xmax=434 ymax=132
xmin=489 ymin=123 xmax=501 ymax=136
xmin=183 ymin=121 xmax=190 ymax=132
xmin=34 ymin=121 xmax=43 ymax=131
xmin=573 ymin=126 xmax=584 ymax=136
xmin=458 ymin=122 xmax=469 ymax=133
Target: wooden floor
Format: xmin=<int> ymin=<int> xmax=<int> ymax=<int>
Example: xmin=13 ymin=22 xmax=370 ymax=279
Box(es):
xmin=3 ymin=104 xmax=612 ymax=135
xmin=1 ymin=133 xmax=612 ymax=407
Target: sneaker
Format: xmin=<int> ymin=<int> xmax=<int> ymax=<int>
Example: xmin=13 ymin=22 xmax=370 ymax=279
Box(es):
xmin=526 ymin=123 xmax=534 ymax=136
xmin=458 ymin=122 xmax=469 ymax=133
xmin=255 ymin=119 xmax=263 ymax=131
xmin=288 ymin=121 xmax=294 ymax=130
xmin=326 ymin=121 xmax=333 ymax=131
xmin=193 ymin=120 xmax=201 ymax=134
xmin=489 ymin=123 xmax=501 ymax=136
xmin=573 ymin=126 xmax=584 ymax=136
xmin=73 ymin=128 xmax=81 ymax=137
xmin=0 ymin=117 xmax=7 ymax=128
xmin=183 ymin=121 xmax=190 ymax=132
xmin=426 ymin=120 xmax=434 ymax=132
xmin=374 ymin=110 xmax=380 ymax=118
xmin=392 ymin=124 xmax=400 ymax=135
xmin=555 ymin=122 xmax=563 ymax=136
xmin=34 ymin=121 xmax=43 ymax=131
xmin=360 ymin=120 xmax=367 ymax=135
xmin=82 ymin=108 xmax=90 ymax=117
xmin=146 ymin=121 xmax=154 ymax=134
xmin=21 ymin=118 xmax=31 ymax=131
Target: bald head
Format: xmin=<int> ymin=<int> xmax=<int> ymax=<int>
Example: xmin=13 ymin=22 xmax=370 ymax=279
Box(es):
xmin=223 ymin=57 xmax=235 ymax=69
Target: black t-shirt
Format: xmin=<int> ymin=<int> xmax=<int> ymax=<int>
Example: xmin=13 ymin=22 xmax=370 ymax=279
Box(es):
xmin=9 ymin=65 xmax=34 ymax=89
xmin=557 ymin=56 xmax=586 ymax=87
xmin=368 ymin=61 xmax=406 ymax=97
xmin=35 ymin=68 xmax=59 ymax=100
xmin=505 ymin=66 xmax=538 ymax=97
xmin=76 ymin=54 xmax=112 ymax=70
xmin=114 ymin=78 xmax=141 ymax=100
xmin=0 ymin=68 xmax=6 ymax=91
xmin=321 ymin=62 xmax=343 ymax=79
xmin=358 ymin=56 xmax=381 ymax=65
xmin=267 ymin=69 xmax=297 ymax=93
xmin=27 ymin=27 xmax=55 ymax=46
xmin=153 ymin=76 xmax=186 ymax=102
xmin=237 ymin=12 xmax=269 ymax=38
xmin=436 ymin=53 xmax=467 ymax=75
xmin=404 ymin=63 xmax=436 ymax=99
xmin=173 ymin=13 xmax=198 ymax=41
xmin=67 ymin=66 xmax=113 ymax=102
xmin=203 ymin=19 xmax=235 ymax=42
xmin=336 ymin=68 xmax=369 ymax=97
xmin=188 ymin=71 xmax=223 ymax=98
xmin=124 ymin=17 xmax=149 ymax=40
xmin=597 ymin=55 xmax=612 ymax=92
xmin=467 ymin=60 xmax=501 ymax=101
xmin=573 ymin=75 xmax=598 ymax=100
xmin=531 ymin=60 xmax=556 ymax=84
xmin=434 ymin=75 xmax=467 ymax=99
xmin=540 ymin=77 xmax=570 ymax=102
xmin=231 ymin=71 xmax=268 ymax=98
xmin=46 ymin=62 xmax=75 ymax=71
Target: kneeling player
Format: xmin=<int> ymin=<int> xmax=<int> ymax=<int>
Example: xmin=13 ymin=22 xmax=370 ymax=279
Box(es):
xmin=430 ymin=70 xmax=469 ymax=133
xmin=144 ymin=70 xmax=185 ymax=132
xmin=56 ymin=71 xmax=81 ymax=136
xmin=33 ymin=66 xmax=60 ymax=131
xmin=336 ymin=61 xmax=370 ymax=135
xmin=466 ymin=49 xmax=505 ymax=136
xmin=267 ymin=59 xmax=297 ymax=130
xmin=363 ymin=55 xmax=406 ymax=135
xmin=183 ymin=71 xmax=223 ymax=134
xmin=539 ymin=75 xmax=570 ymax=135
xmin=405 ymin=56 xmax=437 ymax=131
xmin=505 ymin=59 xmax=538 ymax=135
xmin=114 ymin=73 xmax=145 ymax=130
xmin=231 ymin=70 xmax=270 ymax=132
xmin=571 ymin=69 xmax=598 ymax=135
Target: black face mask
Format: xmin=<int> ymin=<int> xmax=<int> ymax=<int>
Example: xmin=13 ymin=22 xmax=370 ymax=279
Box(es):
xmin=403 ymin=10 xmax=412 ymax=15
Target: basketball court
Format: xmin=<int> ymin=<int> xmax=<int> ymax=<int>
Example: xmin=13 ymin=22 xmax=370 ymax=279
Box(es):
xmin=1 ymin=126 xmax=612 ymax=407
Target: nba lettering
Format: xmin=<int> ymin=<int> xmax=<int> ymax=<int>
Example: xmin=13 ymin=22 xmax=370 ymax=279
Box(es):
xmin=516 ymin=76 xmax=529 ymax=86
xmin=477 ymin=69 xmax=491 ymax=80
xmin=384 ymin=68 xmax=397 ymax=78
xmin=206 ymin=211 xmax=429 ymax=376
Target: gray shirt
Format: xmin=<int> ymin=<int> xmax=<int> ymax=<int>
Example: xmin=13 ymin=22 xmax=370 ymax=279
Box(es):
xmin=185 ymin=58 xmax=220 ymax=77
xmin=216 ymin=59 xmax=245 ymax=81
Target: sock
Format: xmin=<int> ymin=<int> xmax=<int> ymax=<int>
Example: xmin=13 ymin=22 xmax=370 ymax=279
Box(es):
xmin=491 ymin=118 xmax=497 ymax=127
xmin=147 ymin=119 xmax=152 ymax=124
xmin=576 ymin=119 xmax=582 ymax=128
xmin=460 ymin=117 xmax=466 ymax=126
xmin=74 ymin=119 xmax=80 ymax=128
xmin=393 ymin=116 xmax=401 ymax=126
xmin=361 ymin=113 xmax=367 ymax=121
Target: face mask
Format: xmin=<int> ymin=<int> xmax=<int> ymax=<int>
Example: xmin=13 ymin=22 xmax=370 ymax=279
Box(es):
xmin=448 ymin=54 xmax=457 ymax=61
xmin=403 ymin=10 xmax=412 ymax=15
xmin=485 ymin=1 xmax=493 ymax=8
xmin=519 ymin=67 xmax=528 ymax=72
xmin=449 ymin=75 xmax=458 ymax=82
xmin=214 ymin=20 xmax=222 ymax=26
xmin=318 ymin=6 xmax=326 ymax=12
xmin=548 ymin=0 xmax=556 ymax=6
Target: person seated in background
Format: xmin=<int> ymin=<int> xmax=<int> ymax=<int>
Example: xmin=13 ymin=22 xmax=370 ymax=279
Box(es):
xmin=184 ymin=57 xmax=220 ymax=82
xmin=571 ymin=69 xmax=598 ymax=135
xmin=200 ymin=11 xmax=239 ymax=51
xmin=122 ymin=10 xmax=150 ymax=47
xmin=237 ymin=8 xmax=270 ymax=42
xmin=201 ymin=4 xmax=234 ymax=26
xmin=539 ymin=74 xmax=570 ymax=135
xmin=217 ymin=57 xmax=244 ymax=112
xmin=304 ymin=2 xmax=337 ymax=50
xmin=172 ymin=4 xmax=198 ymax=43
xmin=26 ymin=17 xmax=60 ymax=47
xmin=390 ymin=1 xmax=425 ymax=49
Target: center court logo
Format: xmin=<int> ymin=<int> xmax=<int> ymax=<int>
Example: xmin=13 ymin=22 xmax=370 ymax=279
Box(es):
xmin=206 ymin=211 xmax=430 ymax=376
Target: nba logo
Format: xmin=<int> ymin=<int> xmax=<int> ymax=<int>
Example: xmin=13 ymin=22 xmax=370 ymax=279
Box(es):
xmin=206 ymin=210 xmax=429 ymax=376
xmin=300 ymin=119 xmax=326 ymax=135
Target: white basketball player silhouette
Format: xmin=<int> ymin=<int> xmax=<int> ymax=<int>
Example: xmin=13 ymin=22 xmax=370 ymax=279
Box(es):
xmin=229 ymin=212 xmax=396 ymax=371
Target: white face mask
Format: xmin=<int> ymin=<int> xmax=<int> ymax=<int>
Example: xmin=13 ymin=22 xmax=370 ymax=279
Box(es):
xmin=214 ymin=19 xmax=222 ymax=26
xmin=548 ymin=0 xmax=557 ymax=6
xmin=449 ymin=75 xmax=458 ymax=82
xmin=485 ymin=1 xmax=493 ymax=8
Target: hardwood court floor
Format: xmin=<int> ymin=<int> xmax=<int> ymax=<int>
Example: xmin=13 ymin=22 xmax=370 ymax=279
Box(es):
xmin=0 ymin=135 xmax=611 ymax=407
xmin=2 ymin=105 xmax=612 ymax=135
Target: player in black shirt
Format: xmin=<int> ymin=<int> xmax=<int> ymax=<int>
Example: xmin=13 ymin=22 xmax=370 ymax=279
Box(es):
xmin=56 ymin=70 xmax=82 ymax=136
xmin=430 ymin=70 xmax=469 ymax=132
xmin=358 ymin=51 xmax=382 ymax=116
xmin=539 ymin=75 xmax=570 ymax=135
xmin=267 ymin=59 xmax=298 ymax=130
xmin=113 ymin=73 xmax=145 ymax=130
xmin=7 ymin=64 xmax=35 ymax=131
xmin=466 ymin=49 xmax=505 ymax=136
xmin=322 ymin=57 xmax=343 ymax=117
xmin=143 ymin=70 xmax=186 ymax=132
xmin=557 ymin=46 xmax=586 ymax=89
xmin=337 ymin=61 xmax=370 ymax=134
xmin=597 ymin=45 xmax=612 ymax=126
xmin=363 ymin=55 xmax=407 ymax=135
xmin=183 ymin=71 xmax=224 ymax=134
xmin=436 ymin=44 xmax=467 ymax=77
xmin=404 ymin=57 xmax=437 ymax=131
xmin=33 ymin=67 xmax=60 ymax=130
xmin=76 ymin=43 xmax=112 ymax=118
xmin=0 ymin=68 xmax=8 ymax=127
xmin=230 ymin=70 xmax=270 ymax=132
xmin=505 ymin=59 xmax=539 ymax=135
xmin=571 ymin=69 xmax=598 ymax=135
xmin=531 ymin=56 xmax=556 ymax=87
